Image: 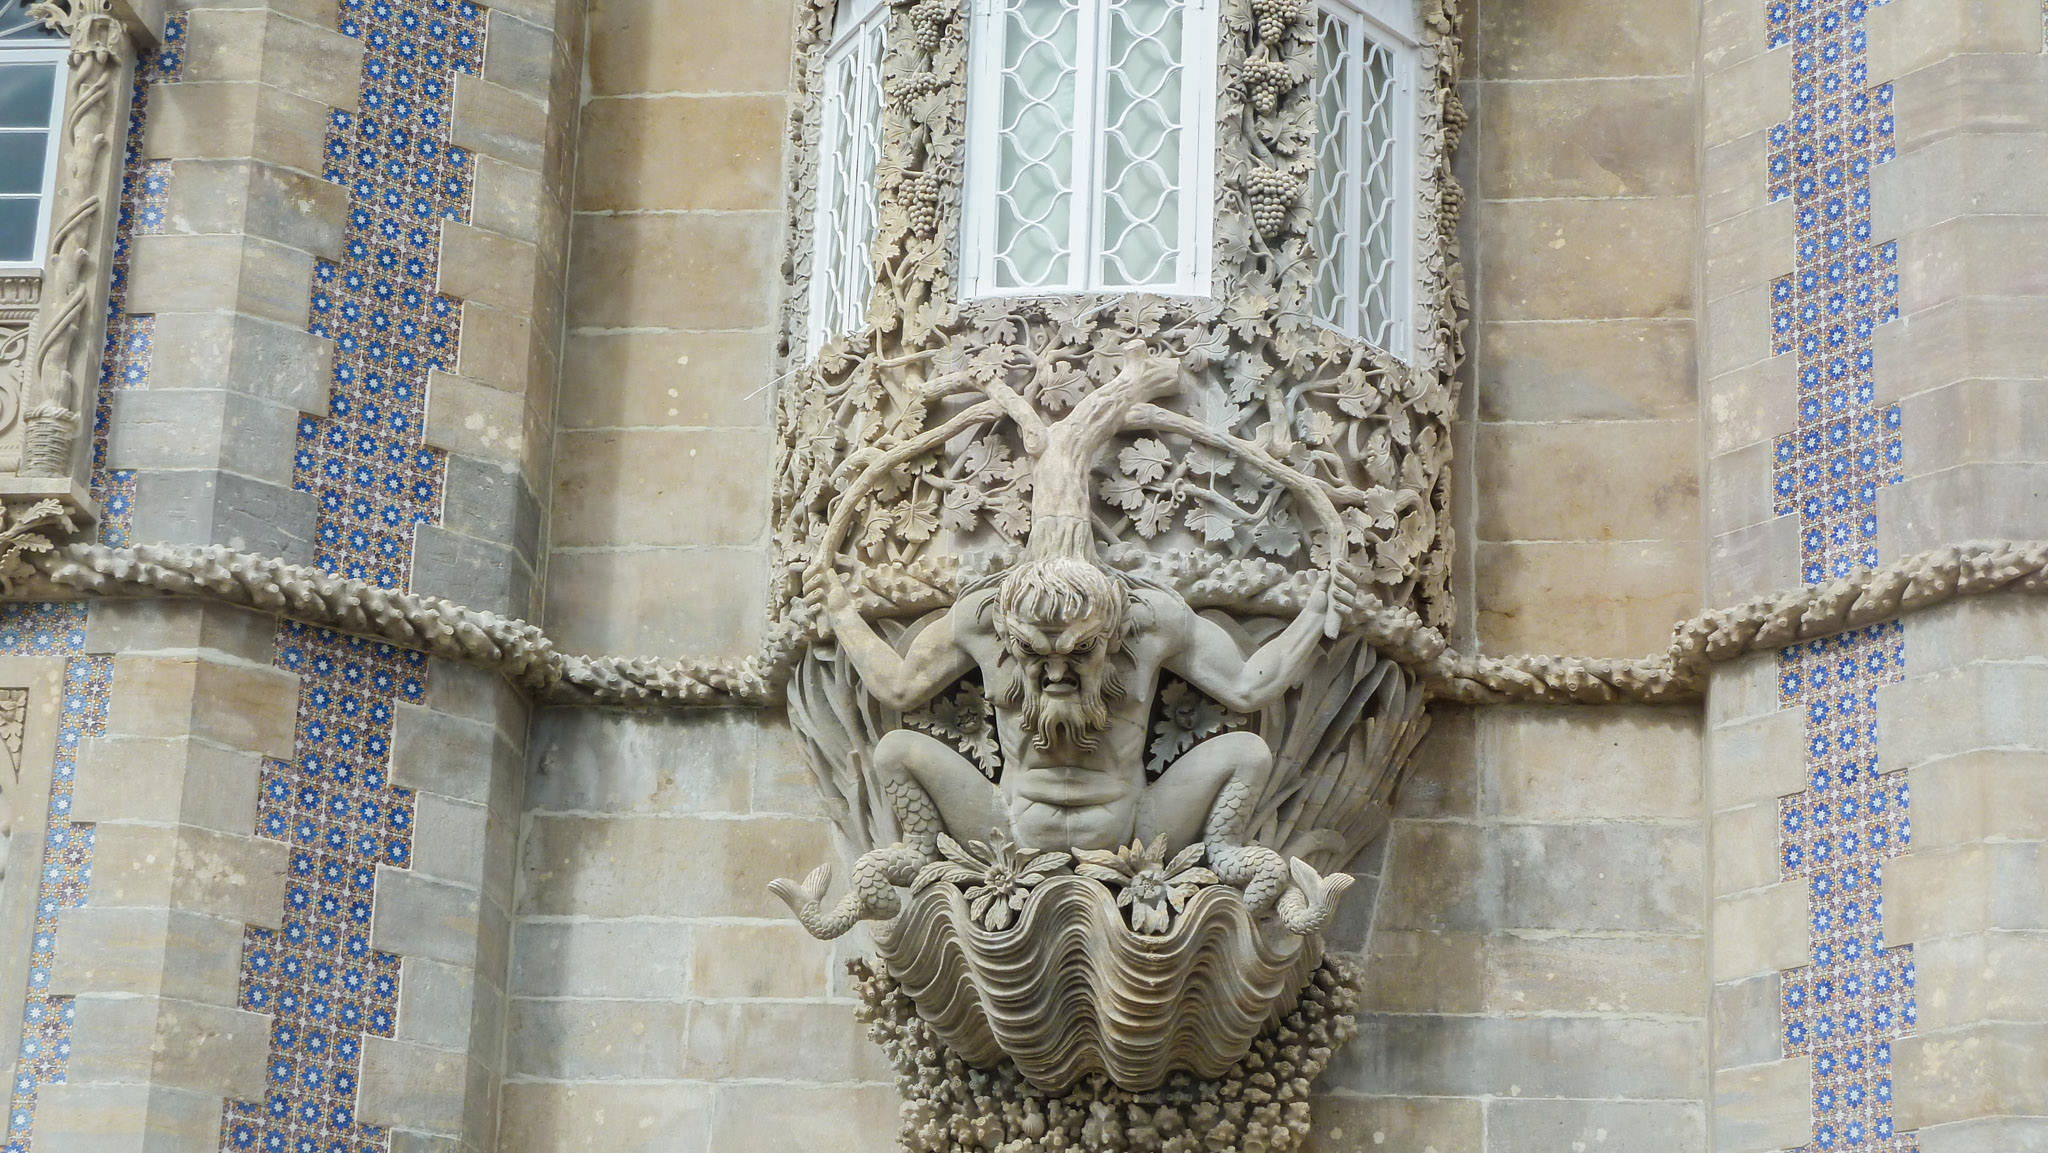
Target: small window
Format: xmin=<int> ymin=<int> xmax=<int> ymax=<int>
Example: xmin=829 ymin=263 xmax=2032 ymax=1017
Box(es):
xmin=807 ymin=0 xmax=888 ymax=353
xmin=962 ymin=0 xmax=1217 ymax=298
xmin=0 ymin=3 xmax=66 ymax=270
xmin=1310 ymin=0 xmax=1416 ymax=357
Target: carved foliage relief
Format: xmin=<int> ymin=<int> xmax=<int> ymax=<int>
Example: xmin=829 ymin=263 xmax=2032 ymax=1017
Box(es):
xmin=763 ymin=0 xmax=1465 ymax=1124
xmin=772 ymin=0 xmax=1468 ymax=630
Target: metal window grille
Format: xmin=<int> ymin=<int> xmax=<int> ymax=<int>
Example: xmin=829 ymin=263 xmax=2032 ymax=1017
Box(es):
xmin=962 ymin=0 xmax=1217 ymax=297
xmin=807 ymin=2 xmax=888 ymax=352
xmin=1310 ymin=0 xmax=1416 ymax=357
xmin=0 ymin=34 xmax=67 ymax=269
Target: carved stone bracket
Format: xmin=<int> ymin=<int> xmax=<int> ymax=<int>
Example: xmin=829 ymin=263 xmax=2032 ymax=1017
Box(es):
xmin=759 ymin=0 xmax=1465 ymax=1130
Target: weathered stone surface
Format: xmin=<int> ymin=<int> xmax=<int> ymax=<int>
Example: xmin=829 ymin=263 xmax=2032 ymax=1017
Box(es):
xmin=1479 ymin=78 xmax=1695 ymax=199
xmin=1477 ymin=320 xmax=1696 ymax=423
xmin=576 ymin=95 xmax=788 ymax=211
xmin=519 ymin=814 xmax=832 ymax=919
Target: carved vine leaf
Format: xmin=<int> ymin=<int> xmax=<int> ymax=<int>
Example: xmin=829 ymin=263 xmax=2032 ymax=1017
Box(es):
xmin=1146 ymin=679 xmax=1246 ymax=777
xmin=771 ymin=0 xmax=1470 ymax=628
xmin=0 ymin=499 xmax=76 ymax=595
xmin=902 ymin=679 xmax=1000 ymax=777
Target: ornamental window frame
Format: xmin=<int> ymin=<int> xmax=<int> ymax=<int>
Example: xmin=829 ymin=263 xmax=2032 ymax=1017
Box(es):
xmin=1307 ymin=0 xmax=1420 ymax=359
xmin=805 ymin=0 xmax=890 ymax=354
xmin=960 ymin=0 xmax=1219 ymax=299
xmin=0 ymin=34 xmax=70 ymax=272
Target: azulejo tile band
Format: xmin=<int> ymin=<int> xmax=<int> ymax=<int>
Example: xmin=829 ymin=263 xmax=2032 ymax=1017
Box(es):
xmin=223 ymin=624 xmax=426 ymax=1153
xmin=1764 ymin=2 xmax=1916 ymax=1152
xmin=2 ymin=22 xmax=183 ymax=1150
xmin=0 ymin=608 xmax=108 ymax=1153
xmin=92 ymin=17 xmax=184 ymax=550
xmin=225 ymin=1 xmax=484 ymax=1151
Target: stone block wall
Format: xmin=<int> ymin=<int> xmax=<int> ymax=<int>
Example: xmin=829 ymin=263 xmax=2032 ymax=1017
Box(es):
xmin=4 ymin=0 xmax=2041 ymax=1148
xmin=1459 ymin=0 xmax=1705 ymax=657
xmin=503 ymin=707 xmax=898 ymax=1153
xmin=544 ymin=0 xmax=794 ymax=661
xmin=1696 ymin=4 xmax=2048 ymax=1153
xmin=1866 ymin=0 xmax=2048 ymax=554
xmin=1310 ymin=705 xmax=1709 ymax=1151
xmin=1881 ymin=599 xmax=2048 ymax=1150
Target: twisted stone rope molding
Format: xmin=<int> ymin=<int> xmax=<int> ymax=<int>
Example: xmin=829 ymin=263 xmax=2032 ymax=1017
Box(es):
xmin=19 ymin=538 xmax=2048 ymax=708
xmin=1428 ymin=538 xmax=2048 ymax=704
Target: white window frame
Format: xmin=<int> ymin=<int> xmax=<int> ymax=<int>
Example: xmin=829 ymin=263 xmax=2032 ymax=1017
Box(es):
xmin=0 ymin=44 xmax=68 ymax=272
xmin=805 ymin=0 xmax=889 ymax=354
xmin=1310 ymin=0 xmax=1419 ymax=359
xmin=961 ymin=0 xmax=1218 ymax=299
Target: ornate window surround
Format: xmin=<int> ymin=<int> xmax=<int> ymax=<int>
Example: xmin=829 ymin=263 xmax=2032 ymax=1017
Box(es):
xmin=774 ymin=0 xmax=1467 ymax=633
xmin=0 ymin=0 xmax=158 ymax=524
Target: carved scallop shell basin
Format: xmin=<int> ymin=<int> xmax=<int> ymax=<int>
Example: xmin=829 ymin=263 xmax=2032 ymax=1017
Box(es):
xmin=872 ymin=874 xmax=1323 ymax=1093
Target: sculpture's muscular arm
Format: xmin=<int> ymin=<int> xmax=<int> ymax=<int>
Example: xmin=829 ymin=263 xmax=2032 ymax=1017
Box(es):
xmin=819 ymin=577 xmax=978 ymax=710
xmin=1161 ymin=576 xmax=1341 ymax=713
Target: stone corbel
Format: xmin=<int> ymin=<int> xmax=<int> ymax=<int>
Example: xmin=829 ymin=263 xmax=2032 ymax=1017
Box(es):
xmin=10 ymin=0 xmax=152 ymax=525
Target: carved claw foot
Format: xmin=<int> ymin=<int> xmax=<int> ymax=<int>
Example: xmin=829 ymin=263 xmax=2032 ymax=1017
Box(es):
xmin=1274 ymin=857 xmax=1356 ymax=936
xmin=768 ymin=841 xmax=932 ymax=940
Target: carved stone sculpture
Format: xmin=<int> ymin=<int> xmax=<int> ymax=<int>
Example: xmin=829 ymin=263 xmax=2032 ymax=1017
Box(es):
xmin=0 ymin=276 xmax=36 ymax=475
xmin=761 ymin=0 xmax=1461 ymax=1143
xmin=18 ymin=0 xmax=132 ymax=512
xmin=773 ymin=348 xmax=1428 ymax=1099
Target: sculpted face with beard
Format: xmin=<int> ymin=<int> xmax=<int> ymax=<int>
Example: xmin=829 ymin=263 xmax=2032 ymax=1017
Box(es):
xmin=985 ymin=556 xmax=1150 ymax=851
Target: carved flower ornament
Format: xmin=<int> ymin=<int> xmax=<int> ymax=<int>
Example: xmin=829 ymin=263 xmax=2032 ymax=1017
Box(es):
xmin=914 ymin=831 xmax=1071 ymax=931
xmin=1075 ymin=837 xmax=1221 ymax=935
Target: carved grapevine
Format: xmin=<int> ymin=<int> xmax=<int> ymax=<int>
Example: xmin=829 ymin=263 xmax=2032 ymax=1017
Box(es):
xmin=772 ymin=0 xmax=1469 ymax=626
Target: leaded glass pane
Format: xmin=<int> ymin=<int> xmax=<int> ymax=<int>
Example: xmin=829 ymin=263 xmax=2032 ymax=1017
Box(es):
xmin=1096 ymin=0 xmax=1185 ymax=288
xmin=1310 ymin=12 xmax=1353 ymax=328
xmin=1353 ymin=35 xmax=1401 ymax=350
xmin=809 ymin=12 xmax=887 ymax=350
xmin=993 ymin=0 xmax=1082 ymax=289
xmin=1308 ymin=0 xmax=1410 ymax=356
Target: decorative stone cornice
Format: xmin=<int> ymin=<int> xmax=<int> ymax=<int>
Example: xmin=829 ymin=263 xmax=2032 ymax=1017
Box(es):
xmin=12 ymin=537 xmax=2048 ymax=708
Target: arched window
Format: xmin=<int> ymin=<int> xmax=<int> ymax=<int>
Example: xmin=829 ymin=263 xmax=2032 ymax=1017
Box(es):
xmin=807 ymin=0 xmax=889 ymax=353
xmin=0 ymin=0 xmax=67 ymax=269
xmin=1309 ymin=0 xmax=1418 ymax=357
xmin=961 ymin=0 xmax=1218 ymax=298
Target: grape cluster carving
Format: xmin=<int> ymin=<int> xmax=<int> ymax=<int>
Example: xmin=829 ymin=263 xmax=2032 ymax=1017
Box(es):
xmin=772 ymin=0 xmax=1471 ymax=633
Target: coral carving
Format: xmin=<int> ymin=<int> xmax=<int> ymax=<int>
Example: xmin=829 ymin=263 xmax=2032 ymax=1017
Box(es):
xmin=853 ymin=954 xmax=1363 ymax=1153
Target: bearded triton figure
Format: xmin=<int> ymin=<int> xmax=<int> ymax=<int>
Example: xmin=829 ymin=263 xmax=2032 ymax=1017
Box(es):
xmin=772 ymin=355 xmax=1364 ymax=941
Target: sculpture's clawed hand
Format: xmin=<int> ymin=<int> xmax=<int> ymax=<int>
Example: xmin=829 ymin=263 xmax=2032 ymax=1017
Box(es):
xmin=1275 ymin=857 xmax=1356 ymax=936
